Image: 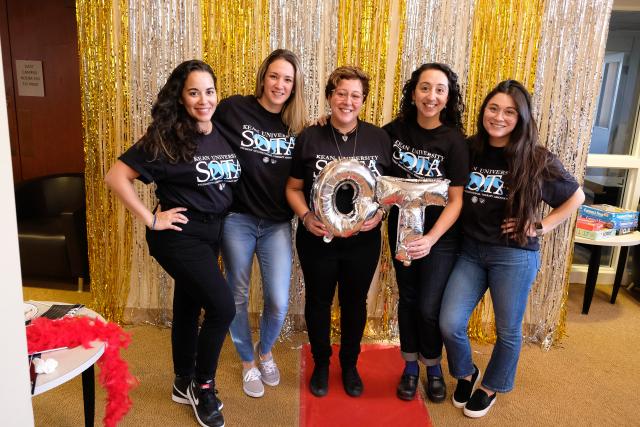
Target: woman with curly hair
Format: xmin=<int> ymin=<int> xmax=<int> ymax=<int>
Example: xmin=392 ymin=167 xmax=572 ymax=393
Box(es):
xmin=106 ymin=60 xmax=240 ymax=427
xmin=213 ymin=49 xmax=307 ymax=398
xmin=383 ymin=63 xmax=469 ymax=403
xmin=439 ymin=80 xmax=584 ymax=418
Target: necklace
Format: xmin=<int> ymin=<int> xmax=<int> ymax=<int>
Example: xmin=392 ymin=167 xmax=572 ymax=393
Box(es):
xmin=330 ymin=122 xmax=358 ymax=159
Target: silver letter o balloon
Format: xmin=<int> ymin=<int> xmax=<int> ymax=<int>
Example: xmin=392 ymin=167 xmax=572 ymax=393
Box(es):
xmin=311 ymin=159 xmax=379 ymax=242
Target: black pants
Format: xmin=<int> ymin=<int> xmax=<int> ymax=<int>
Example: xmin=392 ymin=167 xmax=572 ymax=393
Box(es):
xmin=388 ymin=209 xmax=459 ymax=363
xmin=146 ymin=212 xmax=235 ymax=382
xmin=297 ymin=222 xmax=381 ymax=368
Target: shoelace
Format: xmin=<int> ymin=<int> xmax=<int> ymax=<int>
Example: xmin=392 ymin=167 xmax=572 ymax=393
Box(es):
xmin=244 ymin=367 xmax=261 ymax=382
xmin=260 ymin=358 xmax=277 ymax=375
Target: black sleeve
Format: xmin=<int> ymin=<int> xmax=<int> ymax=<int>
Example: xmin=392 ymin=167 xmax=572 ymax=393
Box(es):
xmin=447 ymin=132 xmax=471 ymax=187
xmin=290 ymin=128 xmax=308 ymax=179
xmin=118 ymin=142 xmax=163 ymax=184
xmin=377 ymin=129 xmax=393 ymax=176
xmin=541 ymin=155 xmax=580 ymax=208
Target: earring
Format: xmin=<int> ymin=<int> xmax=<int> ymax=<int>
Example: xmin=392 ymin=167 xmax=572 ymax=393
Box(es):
xmin=411 ymin=100 xmax=415 ymax=105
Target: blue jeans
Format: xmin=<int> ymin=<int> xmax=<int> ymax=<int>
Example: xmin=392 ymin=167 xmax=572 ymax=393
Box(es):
xmin=221 ymin=212 xmax=292 ymax=362
xmin=439 ymin=236 xmax=540 ymax=393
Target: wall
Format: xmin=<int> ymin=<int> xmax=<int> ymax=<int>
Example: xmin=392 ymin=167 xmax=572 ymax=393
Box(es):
xmin=1 ymin=0 xmax=83 ymax=182
xmin=0 ymin=40 xmax=35 ymax=425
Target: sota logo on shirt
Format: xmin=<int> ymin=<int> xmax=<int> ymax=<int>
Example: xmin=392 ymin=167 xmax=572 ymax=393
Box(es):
xmin=392 ymin=141 xmax=444 ymax=178
xmin=241 ymin=125 xmax=295 ymax=158
xmin=313 ymin=155 xmax=383 ymax=179
xmin=195 ymin=154 xmax=241 ymax=185
xmin=465 ymin=167 xmax=507 ymax=199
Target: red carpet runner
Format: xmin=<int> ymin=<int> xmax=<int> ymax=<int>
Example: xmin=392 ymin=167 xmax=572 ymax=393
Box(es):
xmin=300 ymin=343 xmax=432 ymax=427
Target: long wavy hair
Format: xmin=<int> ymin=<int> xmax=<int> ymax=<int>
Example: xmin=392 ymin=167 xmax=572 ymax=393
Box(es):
xmin=396 ymin=63 xmax=464 ymax=132
xmin=471 ymin=79 xmax=560 ymax=245
xmin=255 ymin=49 xmax=308 ymax=135
xmin=137 ymin=60 xmax=216 ymax=163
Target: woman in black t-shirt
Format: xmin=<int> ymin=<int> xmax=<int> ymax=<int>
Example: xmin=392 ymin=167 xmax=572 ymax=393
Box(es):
xmin=106 ymin=60 xmax=240 ymax=427
xmin=213 ymin=49 xmax=307 ymax=399
xmin=286 ymin=66 xmax=391 ymax=398
xmin=383 ymin=63 xmax=469 ymax=403
xmin=439 ymin=80 xmax=584 ymax=418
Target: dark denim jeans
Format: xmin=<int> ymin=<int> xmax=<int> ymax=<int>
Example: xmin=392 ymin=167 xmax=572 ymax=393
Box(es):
xmin=390 ymin=220 xmax=459 ymax=365
xmin=440 ymin=236 xmax=540 ymax=393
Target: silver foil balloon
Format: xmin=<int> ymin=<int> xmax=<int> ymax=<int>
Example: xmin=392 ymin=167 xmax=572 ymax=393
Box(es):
xmin=311 ymin=159 xmax=379 ymax=242
xmin=376 ymin=176 xmax=449 ymax=266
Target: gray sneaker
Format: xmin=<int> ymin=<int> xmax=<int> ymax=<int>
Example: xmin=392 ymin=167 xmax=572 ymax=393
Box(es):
xmin=242 ymin=367 xmax=264 ymax=398
xmin=255 ymin=342 xmax=280 ymax=386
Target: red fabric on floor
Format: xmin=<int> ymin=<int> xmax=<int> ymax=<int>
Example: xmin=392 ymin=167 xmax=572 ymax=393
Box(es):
xmin=300 ymin=343 xmax=432 ymax=427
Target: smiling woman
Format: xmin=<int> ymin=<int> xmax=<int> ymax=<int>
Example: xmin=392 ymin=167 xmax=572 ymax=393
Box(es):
xmin=212 ymin=49 xmax=308 ymax=400
xmin=286 ymin=65 xmax=392 ymax=399
xmin=105 ymin=59 xmax=241 ymax=427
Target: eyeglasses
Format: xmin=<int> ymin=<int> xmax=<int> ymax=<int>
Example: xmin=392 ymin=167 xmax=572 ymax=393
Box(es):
xmin=332 ymin=89 xmax=364 ymax=103
xmin=486 ymin=104 xmax=518 ymax=119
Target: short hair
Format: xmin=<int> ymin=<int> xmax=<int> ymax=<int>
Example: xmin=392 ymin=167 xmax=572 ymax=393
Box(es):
xmin=324 ymin=66 xmax=370 ymax=101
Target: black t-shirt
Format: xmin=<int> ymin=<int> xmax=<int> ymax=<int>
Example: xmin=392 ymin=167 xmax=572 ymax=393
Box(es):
xmin=383 ymin=119 xmax=469 ymax=237
xmin=290 ymin=120 xmax=392 ymax=211
xmin=119 ymin=131 xmax=240 ymax=214
xmin=461 ymin=144 xmax=579 ymax=250
xmin=213 ymin=95 xmax=295 ymax=221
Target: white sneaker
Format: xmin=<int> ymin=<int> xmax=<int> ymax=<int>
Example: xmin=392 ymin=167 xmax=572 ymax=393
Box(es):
xmin=255 ymin=341 xmax=280 ymax=386
xmin=242 ymin=367 xmax=264 ymax=398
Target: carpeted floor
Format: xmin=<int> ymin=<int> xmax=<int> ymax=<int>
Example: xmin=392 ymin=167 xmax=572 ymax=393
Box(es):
xmin=24 ymin=282 xmax=640 ymax=426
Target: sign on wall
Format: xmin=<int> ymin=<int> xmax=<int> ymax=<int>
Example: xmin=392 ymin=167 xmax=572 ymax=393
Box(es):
xmin=15 ymin=60 xmax=44 ymax=97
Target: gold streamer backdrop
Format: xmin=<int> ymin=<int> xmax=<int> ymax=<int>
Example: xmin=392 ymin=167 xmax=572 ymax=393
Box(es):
xmin=77 ymin=0 xmax=612 ymax=348
xmin=201 ymin=0 xmax=270 ymax=98
xmin=463 ymin=0 xmax=544 ymax=343
xmin=76 ymin=0 xmax=132 ymax=324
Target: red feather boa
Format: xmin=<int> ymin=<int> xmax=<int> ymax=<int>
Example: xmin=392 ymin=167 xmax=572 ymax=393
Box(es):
xmin=26 ymin=316 xmax=137 ymax=427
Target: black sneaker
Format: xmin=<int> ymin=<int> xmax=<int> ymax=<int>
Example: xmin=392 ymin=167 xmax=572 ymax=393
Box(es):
xmin=463 ymin=389 xmax=496 ymax=418
xmin=452 ymin=365 xmax=480 ymax=408
xmin=187 ymin=380 xmax=225 ymax=427
xmin=341 ymin=366 xmax=363 ymax=397
xmin=174 ymin=376 xmax=223 ymax=410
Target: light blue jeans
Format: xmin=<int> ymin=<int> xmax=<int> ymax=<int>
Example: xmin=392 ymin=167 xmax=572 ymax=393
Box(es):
xmin=221 ymin=212 xmax=292 ymax=362
xmin=439 ymin=236 xmax=540 ymax=393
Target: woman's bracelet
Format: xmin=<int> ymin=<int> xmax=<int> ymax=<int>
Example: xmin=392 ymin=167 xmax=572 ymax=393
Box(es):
xmin=151 ymin=213 xmax=157 ymax=230
xmin=301 ymin=210 xmax=313 ymax=228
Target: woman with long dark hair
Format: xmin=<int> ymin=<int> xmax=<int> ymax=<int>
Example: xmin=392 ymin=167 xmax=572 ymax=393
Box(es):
xmin=106 ymin=60 xmax=240 ymax=427
xmin=286 ymin=66 xmax=391 ymax=398
xmin=214 ymin=49 xmax=307 ymax=398
xmin=439 ymin=80 xmax=584 ymax=418
xmin=384 ymin=63 xmax=469 ymax=403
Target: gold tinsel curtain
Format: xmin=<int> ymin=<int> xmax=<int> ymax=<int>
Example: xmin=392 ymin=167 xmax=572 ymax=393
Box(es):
xmin=77 ymin=0 xmax=131 ymax=323
xmin=79 ymin=0 xmax=612 ymax=348
xmin=464 ymin=0 xmax=544 ymax=343
xmin=201 ymin=0 xmax=270 ymax=98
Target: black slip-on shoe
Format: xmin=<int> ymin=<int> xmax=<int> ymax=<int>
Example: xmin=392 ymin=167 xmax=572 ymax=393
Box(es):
xmin=310 ymin=364 xmax=329 ymax=397
xmin=452 ymin=365 xmax=481 ymax=408
xmin=396 ymin=373 xmax=419 ymax=400
xmin=463 ymin=389 xmax=497 ymax=418
xmin=426 ymin=375 xmax=447 ymax=402
xmin=341 ymin=366 xmax=363 ymax=397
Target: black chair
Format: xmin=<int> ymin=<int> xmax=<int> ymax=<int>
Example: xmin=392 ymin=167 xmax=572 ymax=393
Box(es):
xmin=15 ymin=173 xmax=89 ymax=291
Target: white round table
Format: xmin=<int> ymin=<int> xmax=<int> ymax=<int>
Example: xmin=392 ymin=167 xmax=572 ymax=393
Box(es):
xmin=574 ymin=231 xmax=640 ymax=314
xmin=27 ymin=301 xmax=106 ymax=427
